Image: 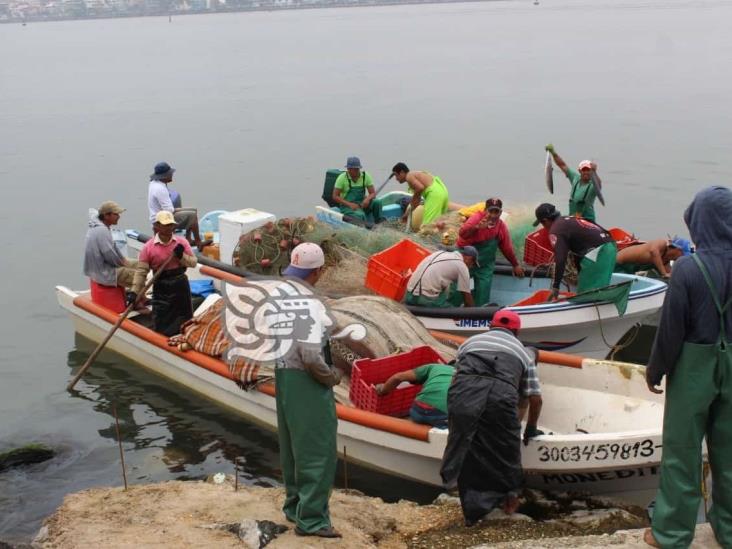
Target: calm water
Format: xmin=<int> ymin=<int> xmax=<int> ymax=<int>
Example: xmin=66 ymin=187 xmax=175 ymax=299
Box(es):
xmin=2 ymin=0 xmax=732 ymax=541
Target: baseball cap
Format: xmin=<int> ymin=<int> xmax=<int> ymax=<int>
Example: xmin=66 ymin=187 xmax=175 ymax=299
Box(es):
xmin=485 ymin=198 xmax=503 ymax=211
xmin=457 ymin=245 xmax=481 ymax=268
xmin=578 ymin=160 xmax=593 ymax=171
xmin=345 ymin=157 xmax=362 ymax=170
xmin=98 ymin=201 xmax=125 ymax=215
xmin=154 ymin=210 xmax=177 ymax=225
xmin=490 ymin=309 xmax=521 ymax=332
xmin=283 ymin=242 xmax=325 ymax=279
xmin=533 ymin=203 xmax=561 ymax=226
xmin=669 ymin=237 xmax=693 ymax=256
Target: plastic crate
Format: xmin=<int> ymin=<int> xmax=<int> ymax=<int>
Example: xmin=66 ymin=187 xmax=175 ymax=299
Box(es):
xmin=350 ymin=346 xmax=446 ymax=416
xmin=524 ymin=228 xmax=554 ymax=266
xmin=511 ymin=289 xmax=575 ymax=306
xmin=608 ymin=227 xmax=640 ymax=250
xmin=365 ymin=239 xmax=432 ymax=301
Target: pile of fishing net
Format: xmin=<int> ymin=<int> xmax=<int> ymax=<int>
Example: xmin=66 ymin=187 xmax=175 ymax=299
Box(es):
xmin=168 ymin=294 xmax=457 ymax=405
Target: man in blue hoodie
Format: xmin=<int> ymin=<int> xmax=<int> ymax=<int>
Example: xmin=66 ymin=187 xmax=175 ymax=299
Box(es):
xmin=645 ymin=186 xmax=732 ymax=548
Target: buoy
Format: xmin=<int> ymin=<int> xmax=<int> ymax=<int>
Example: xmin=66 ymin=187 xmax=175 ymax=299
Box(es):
xmin=279 ymin=239 xmax=289 ymax=250
xmin=253 ymin=232 xmax=262 ymax=243
xmin=260 ymin=258 xmax=271 ymax=268
xmin=292 ymin=237 xmax=301 ymax=246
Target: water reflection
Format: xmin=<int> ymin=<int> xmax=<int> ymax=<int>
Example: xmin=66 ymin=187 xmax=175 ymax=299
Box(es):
xmin=68 ymin=334 xmax=441 ymax=499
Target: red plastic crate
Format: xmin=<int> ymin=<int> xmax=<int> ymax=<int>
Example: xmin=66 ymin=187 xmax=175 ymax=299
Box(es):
xmin=350 ymin=346 xmax=446 ymax=416
xmin=511 ymin=289 xmax=575 ymax=306
xmin=523 ymin=228 xmax=554 ymax=266
xmin=608 ymin=227 xmax=640 ymax=250
xmin=365 ymin=239 xmax=432 ymax=301
xmin=90 ymin=279 xmax=126 ymax=313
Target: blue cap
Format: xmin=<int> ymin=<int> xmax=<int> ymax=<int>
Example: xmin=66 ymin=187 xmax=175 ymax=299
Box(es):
xmin=150 ymin=162 xmax=175 ymax=180
xmin=345 ymin=157 xmax=362 ymax=170
xmin=670 ymin=237 xmax=693 ymax=256
xmin=457 ymin=245 xmax=481 ymax=267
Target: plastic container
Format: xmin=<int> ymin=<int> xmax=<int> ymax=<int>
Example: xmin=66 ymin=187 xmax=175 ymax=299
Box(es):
xmin=511 ymin=289 xmax=575 ymax=306
xmin=350 ymin=346 xmax=446 ymax=416
xmin=608 ymin=227 xmax=640 ymax=250
xmin=365 ymin=239 xmax=432 ymax=301
xmin=219 ymin=209 xmax=276 ymax=265
xmin=199 ymin=209 xmax=228 ymax=236
xmin=90 ymin=280 xmax=126 ymax=313
xmin=201 ymin=243 xmax=220 ymax=261
xmin=524 ymin=228 xmax=554 ymax=266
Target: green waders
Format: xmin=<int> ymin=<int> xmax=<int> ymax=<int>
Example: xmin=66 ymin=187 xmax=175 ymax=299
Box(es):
xmin=614 ymin=262 xmax=656 ymax=275
xmin=470 ymin=238 xmax=499 ymax=306
xmin=577 ymin=241 xmax=617 ymax=293
xmin=405 ymin=281 xmax=464 ymax=308
xmin=336 ymin=176 xmax=383 ymax=223
xmin=569 ymin=180 xmax=596 ymax=222
xmin=421 ymin=176 xmax=450 ymax=225
xmin=651 ymin=255 xmax=732 ymax=548
xmin=275 ymin=368 xmax=338 ymax=533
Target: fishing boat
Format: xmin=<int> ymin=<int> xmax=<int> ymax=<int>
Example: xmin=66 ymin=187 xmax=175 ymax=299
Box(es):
xmin=56 ymin=264 xmax=666 ymax=505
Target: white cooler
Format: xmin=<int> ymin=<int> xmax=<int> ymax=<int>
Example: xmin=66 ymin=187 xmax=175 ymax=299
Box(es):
xmin=219 ymin=208 xmax=276 ymax=265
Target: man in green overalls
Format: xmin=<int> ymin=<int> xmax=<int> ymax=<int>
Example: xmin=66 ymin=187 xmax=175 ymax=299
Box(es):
xmin=645 ymin=186 xmax=732 ymax=548
xmin=275 ymin=243 xmax=343 ymax=538
xmin=545 ymin=145 xmax=601 ymax=222
xmin=331 ymin=156 xmax=383 ymax=223
xmin=457 ymin=198 xmax=525 ymax=306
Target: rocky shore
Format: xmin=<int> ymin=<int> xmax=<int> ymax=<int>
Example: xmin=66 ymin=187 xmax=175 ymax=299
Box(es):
xmin=18 ymin=477 xmax=717 ymax=549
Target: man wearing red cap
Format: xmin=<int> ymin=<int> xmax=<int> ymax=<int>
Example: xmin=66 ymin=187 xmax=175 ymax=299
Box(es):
xmin=457 ymin=198 xmax=525 ymax=306
xmin=441 ymin=309 xmax=543 ymax=525
xmin=545 ymin=144 xmax=601 ymax=222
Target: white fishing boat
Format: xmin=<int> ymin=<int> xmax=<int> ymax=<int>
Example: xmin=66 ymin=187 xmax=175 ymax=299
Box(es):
xmin=56 ymin=282 xmax=666 ymax=505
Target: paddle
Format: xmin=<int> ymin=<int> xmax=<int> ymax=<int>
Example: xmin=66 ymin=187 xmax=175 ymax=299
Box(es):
xmin=373 ymin=173 xmax=394 ymax=197
xmin=66 ymin=251 xmax=177 ymax=391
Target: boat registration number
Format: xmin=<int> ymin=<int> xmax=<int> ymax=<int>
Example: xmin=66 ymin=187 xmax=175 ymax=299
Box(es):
xmin=537 ymin=439 xmax=660 ymax=463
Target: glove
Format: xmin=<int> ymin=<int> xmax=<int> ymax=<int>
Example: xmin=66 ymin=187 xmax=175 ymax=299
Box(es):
xmin=548 ymin=287 xmax=560 ymax=302
xmin=523 ymin=425 xmax=545 ymax=446
xmin=173 ymin=243 xmax=185 ymax=259
xmin=545 ymin=143 xmax=555 ymax=153
xmin=125 ymin=291 xmax=138 ymax=307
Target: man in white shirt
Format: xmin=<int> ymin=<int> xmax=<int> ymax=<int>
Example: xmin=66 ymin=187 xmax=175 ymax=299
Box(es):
xmin=405 ymin=247 xmax=478 ymax=308
xmin=147 ymin=161 xmax=209 ymax=249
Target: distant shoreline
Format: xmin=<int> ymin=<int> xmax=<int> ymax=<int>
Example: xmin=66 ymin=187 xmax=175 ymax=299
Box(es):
xmin=2 ymin=0 xmax=499 ymax=25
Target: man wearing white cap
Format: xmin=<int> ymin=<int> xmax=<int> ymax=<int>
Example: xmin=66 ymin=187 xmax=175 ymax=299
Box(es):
xmin=545 ymin=145 xmax=601 ymax=222
xmin=130 ymin=211 xmax=198 ymax=336
xmin=276 ymin=242 xmax=343 ymax=539
xmin=83 ymin=201 xmax=139 ymax=290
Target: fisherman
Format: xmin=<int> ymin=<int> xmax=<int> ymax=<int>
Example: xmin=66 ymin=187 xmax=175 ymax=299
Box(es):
xmin=375 ymin=362 xmax=455 ymax=428
xmin=441 ymin=309 xmax=543 ymax=525
xmin=545 ymin=144 xmax=601 ymax=222
xmin=392 ymin=162 xmax=450 ymax=226
xmin=147 ymin=161 xmax=210 ymax=249
xmin=83 ymin=201 xmax=139 ymax=291
xmin=331 ymin=156 xmax=384 ymax=224
xmin=644 ymin=186 xmax=732 ymax=549
xmin=457 ymin=197 xmax=525 ymax=305
xmin=275 ymin=242 xmax=343 ymax=538
xmin=615 ymin=237 xmax=692 ymax=278
xmin=405 ymin=247 xmax=478 ymax=308
xmin=533 ymin=203 xmax=617 ymax=300
xmin=129 ymin=211 xmax=197 ymax=336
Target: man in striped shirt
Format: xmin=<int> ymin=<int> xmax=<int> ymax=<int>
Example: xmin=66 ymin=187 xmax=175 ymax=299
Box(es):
xmin=440 ymin=309 xmax=543 ymax=525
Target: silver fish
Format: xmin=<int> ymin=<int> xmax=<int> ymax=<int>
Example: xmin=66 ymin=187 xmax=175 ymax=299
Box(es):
xmin=590 ymin=171 xmax=605 ymax=206
xmin=545 ymin=151 xmax=554 ymax=194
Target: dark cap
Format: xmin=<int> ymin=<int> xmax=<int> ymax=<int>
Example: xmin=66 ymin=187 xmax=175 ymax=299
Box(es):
xmin=457 ymin=245 xmax=481 ymax=267
xmin=150 ymin=162 xmax=175 ymax=181
xmin=485 ymin=198 xmax=503 ymax=211
xmin=533 ymin=203 xmax=560 ymax=226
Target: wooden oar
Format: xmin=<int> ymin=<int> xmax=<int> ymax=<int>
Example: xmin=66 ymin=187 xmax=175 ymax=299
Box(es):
xmin=66 ymin=252 xmax=177 ymax=391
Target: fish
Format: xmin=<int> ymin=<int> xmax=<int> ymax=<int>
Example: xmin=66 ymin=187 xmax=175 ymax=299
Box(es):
xmin=545 ymin=151 xmax=554 ymax=194
xmin=590 ymin=170 xmax=606 ymax=206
